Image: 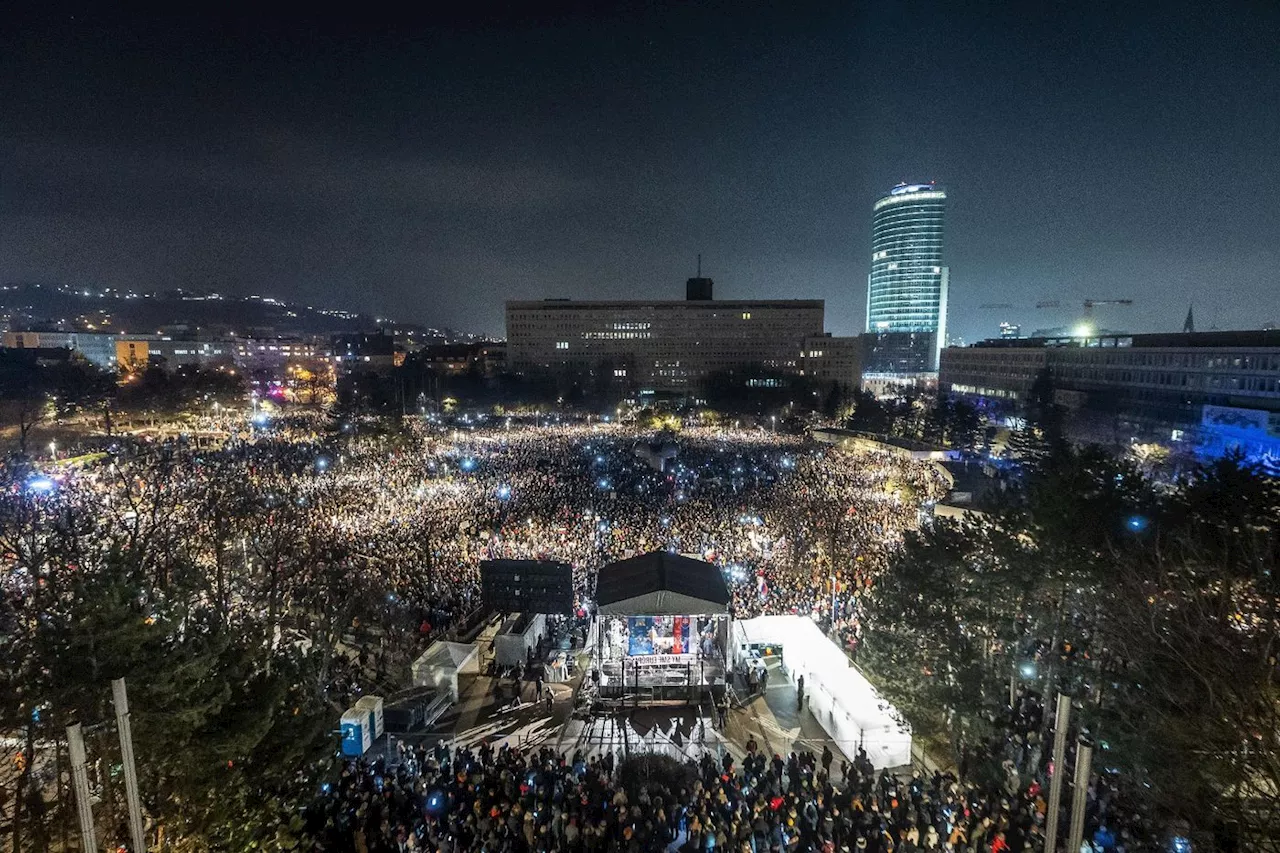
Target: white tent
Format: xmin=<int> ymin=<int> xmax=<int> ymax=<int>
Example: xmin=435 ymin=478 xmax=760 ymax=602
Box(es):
xmin=494 ymin=613 xmax=546 ymax=668
xmin=735 ymin=614 xmax=795 ymax=654
xmin=411 ymin=640 xmax=479 ymax=702
xmin=734 ymin=615 xmax=911 ymax=768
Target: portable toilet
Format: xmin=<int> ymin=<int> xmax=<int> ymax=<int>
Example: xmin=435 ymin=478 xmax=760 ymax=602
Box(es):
xmin=340 ymin=707 xmax=371 ymax=757
xmin=355 ymin=695 xmax=384 ymax=739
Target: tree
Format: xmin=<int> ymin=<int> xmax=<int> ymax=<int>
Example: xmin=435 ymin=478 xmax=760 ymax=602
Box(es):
xmin=0 ymin=351 xmax=114 ymax=453
xmin=845 ymin=390 xmax=891 ymax=434
xmin=289 ymin=358 xmax=335 ymax=406
xmin=1128 ymin=442 xmax=1171 ymax=476
xmin=860 ymin=515 xmax=1030 ymax=754
xmin=935 ymin=396 xmax=982 ymax=450
xmin=1096 ymin=454 xmax=1280 ymax=850
xmin=867 ymin=440 xmax=1280 ymax=848
xmin=0 ymin=446 xmax=340 ymax=851
xmin=1006 ymin=369 xmax=1067 ymax=468
xmin=863 ymin=442 xmax=1149 ymax=760
xmin=118 ymin=365 xmax=246 ymax=421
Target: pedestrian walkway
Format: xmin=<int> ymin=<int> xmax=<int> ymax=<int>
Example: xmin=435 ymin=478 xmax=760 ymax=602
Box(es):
xmin=730 ymin=659 xmax=856 ymax=778
xmin=557 ymin=704 xmax=735 ymax=764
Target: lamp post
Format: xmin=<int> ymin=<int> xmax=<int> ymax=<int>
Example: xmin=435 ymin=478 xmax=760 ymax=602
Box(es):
xmin=1044 ymin=693 xmax=1072 ymax=853
xmin=67 ymin=724 xmax=97 ymax=853
xmin=1066 ymin=737 xmax=1094 ymax=853
xmin=112 ymin=679 xmax=146 ymax=853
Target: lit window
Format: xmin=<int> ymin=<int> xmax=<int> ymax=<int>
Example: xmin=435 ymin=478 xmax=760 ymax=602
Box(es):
xmin=741 ymin=312 xmax=751 ymax=320
xmin=614 ymin=369 xmax=626 ymax=377
xmin=556 ymin=341 xmax=569 ymax=350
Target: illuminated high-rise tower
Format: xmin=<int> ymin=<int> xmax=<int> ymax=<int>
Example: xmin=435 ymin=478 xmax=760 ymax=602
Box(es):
xmin=865 ymin=183 xmax=948 ymax=374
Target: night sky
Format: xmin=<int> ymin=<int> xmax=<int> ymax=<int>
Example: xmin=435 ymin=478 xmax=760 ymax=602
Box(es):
xmin=3 ymin=2 xmax=1278 ymax=341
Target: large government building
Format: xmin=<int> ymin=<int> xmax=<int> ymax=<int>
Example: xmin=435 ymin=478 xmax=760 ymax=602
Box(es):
xmin=865 ymin=183 xmax=949 ymax=378
xmin=505 ymin=277 xmax=852 ymax=393
xmin=940 ymin=330 xmax=1280 ymax=458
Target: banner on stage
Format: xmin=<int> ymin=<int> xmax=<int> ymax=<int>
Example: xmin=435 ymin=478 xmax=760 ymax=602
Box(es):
xmin=630 ymin=653 xmax=696 ymax=667
xmin=627 ymin=615 xmax=691 ymax=656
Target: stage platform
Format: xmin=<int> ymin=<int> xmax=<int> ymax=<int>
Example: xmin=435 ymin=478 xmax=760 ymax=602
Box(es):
xmin=590 ymin=550 xmax=734 ymax=707
xmin=595 ymin=655 xmax=727 ymax=704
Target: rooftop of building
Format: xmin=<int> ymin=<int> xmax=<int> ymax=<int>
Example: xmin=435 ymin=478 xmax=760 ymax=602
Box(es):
xmin=955 ymin=329 xmax=1280 ymax=351
xmin=889 ymin=182 xmax=942 ymax=196
xmin=874 ymin=182 xmax=947 ymax=210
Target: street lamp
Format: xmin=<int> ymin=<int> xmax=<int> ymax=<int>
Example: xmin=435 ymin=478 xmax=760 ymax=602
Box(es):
xmin=1010 ymin=659 xmax=1038 ymax=707
xmin=48 ymin=440 xmax=57 ymax=460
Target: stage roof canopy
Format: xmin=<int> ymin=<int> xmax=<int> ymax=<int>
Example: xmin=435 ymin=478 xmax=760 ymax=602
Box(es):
xmin=596 ymin=551 xmax=731 ymax=616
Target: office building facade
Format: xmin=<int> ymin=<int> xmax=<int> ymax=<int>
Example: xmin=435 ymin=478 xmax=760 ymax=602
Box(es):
xmin=331 ymin=332 xmax=398 ymax=376
xmin=940 ymin=330 xmax=1280 ymax=458
xmin=117 ymin=338 xmax=233 ymax=370
xmin=3 ymin=331 xmax=120 ymax=369
xmin=4 ymin=331 xmax=237 ymax=372
xmin=799 ymin=334 xmax=863 ymax=390
xmin=417 ymin=341 xmax=507 ymax=378
xmin=505 ymin=298 xmax=825 ymax=393
xmin=865 ymin=183 xmax=949 ymax=376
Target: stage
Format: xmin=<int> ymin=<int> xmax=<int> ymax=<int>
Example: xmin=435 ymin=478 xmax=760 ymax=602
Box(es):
xmin=595 ymin=615 xmax=727 ymax=701
xmin=590 ymin=552 xmax=733 ymax=706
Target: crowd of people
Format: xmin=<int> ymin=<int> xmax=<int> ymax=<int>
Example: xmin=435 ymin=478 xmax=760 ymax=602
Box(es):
xmin=6 ymin=412 xmax=1143 ymax=851
xmin=11 ymin=410 xmax=945 ymax=631
xmin=308 ymin=714 xmax=1143 ymax=853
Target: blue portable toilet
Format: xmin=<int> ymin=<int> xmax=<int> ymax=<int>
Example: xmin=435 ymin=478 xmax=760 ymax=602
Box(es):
xmin=340 ymin=708 xmax=371 ymax=757
xmin=355 ymin=695 xmax=384 ymax=739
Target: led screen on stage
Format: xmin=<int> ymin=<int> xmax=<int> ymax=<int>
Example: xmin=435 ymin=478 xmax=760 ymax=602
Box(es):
xmin=627 ymin=616 xmax=690 ymax=656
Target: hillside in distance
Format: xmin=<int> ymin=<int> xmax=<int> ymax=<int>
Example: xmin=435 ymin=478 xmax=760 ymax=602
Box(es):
xmin=0 ymin=283 xmax=472 ymax=341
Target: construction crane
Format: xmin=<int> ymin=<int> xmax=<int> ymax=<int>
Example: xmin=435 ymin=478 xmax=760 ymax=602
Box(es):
xmin=1082 ymin=298 xmax=1133 ymax=318
xmin=978 ymin=300 xmax=1060 ymax=310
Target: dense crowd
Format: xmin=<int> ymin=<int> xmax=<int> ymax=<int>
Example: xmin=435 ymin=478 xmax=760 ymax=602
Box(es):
xmin=308 ymin=711 xmax=1144 ymax=853
xmin=9 ymin=414 xmax=1147 ymax=850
